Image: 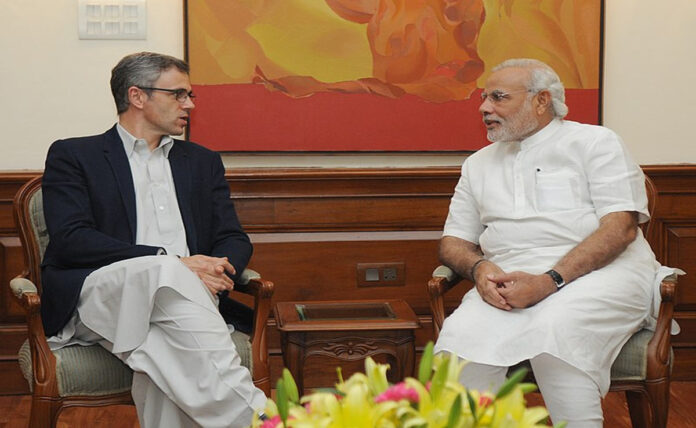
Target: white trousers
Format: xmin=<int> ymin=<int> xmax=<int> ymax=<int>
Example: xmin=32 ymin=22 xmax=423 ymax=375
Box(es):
xmin=74 ymin=256 xmax=267 ymax=428
xmin=456 ymin=353 xmax=603 ymax=428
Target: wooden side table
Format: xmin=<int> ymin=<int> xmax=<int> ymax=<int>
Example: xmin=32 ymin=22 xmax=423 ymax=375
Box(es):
xmin=275 ymin=299 xmax=420 ymax=395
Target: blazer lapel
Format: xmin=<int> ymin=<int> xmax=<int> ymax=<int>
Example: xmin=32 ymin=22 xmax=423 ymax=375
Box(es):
xmin=102 ymin=126 xmax=138 ymax=242
xmin=169 ymin=142 xmax=198 ymax=253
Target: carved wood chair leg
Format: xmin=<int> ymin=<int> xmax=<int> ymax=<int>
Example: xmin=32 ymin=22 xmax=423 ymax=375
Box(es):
xmin=645 ymin=380 xmax=670 ymax=428
xmin=254 ymin=377 xmax=271 ymax=397
xmin=29 ymin=397 xmax=61 ymax=428
xmin=625 ymin=390 xmax=651 ymax=428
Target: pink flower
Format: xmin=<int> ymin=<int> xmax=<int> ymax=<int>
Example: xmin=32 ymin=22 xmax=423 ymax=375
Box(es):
xmin=478 ymin=395 xmax=493 ymax=408
xmin=374 ymin=382 xmax=419 ymax=404
xmin=260 ymin=415 xmax=281 ymax=428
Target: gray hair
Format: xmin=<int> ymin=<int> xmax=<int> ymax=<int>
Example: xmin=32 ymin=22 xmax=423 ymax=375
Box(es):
xmin=492 ymin=58 xmax=568 ymax=118
xmin=110 ymin=52 xmax=189 ymax=114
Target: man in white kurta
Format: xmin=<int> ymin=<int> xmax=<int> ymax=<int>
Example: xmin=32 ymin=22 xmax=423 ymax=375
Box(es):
xmin=433 ymin=59 xmax=657 ymax=427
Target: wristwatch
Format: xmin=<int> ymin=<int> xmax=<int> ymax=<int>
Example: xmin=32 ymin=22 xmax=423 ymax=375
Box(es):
xmin=545 ymin=269 xmax=566 ymax=289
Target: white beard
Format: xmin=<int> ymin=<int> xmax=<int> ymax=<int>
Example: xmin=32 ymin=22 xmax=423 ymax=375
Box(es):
xmin=485 ymin=100 xmax=539 ymax=143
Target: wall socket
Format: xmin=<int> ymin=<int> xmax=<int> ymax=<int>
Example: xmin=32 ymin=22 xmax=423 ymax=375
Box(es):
xmin=356 ymin=262 xmax=405 ymax=287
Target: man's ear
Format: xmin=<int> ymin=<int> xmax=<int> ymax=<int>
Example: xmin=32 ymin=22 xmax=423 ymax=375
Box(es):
xmin=535 ymin=90 xmax=551 ymax=115
xmin=127 ymin=86 xmax=147 ymax=109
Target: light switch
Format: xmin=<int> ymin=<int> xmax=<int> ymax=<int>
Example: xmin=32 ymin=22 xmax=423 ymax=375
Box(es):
xmin=78 ymin=0 xmax=146 ymax=40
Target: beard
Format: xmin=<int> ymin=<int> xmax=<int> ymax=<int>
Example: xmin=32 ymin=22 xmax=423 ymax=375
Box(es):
xmin=484 ymin=100 xmax=539 ymax=143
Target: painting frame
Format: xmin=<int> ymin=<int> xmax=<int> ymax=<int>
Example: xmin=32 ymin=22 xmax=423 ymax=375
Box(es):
xmin=183 ymin=0 xmax=605 ymax=153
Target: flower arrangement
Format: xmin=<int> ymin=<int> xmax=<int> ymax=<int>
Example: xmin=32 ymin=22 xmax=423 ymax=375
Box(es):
xmin=250 ymin=342 xmax=565 ymax=428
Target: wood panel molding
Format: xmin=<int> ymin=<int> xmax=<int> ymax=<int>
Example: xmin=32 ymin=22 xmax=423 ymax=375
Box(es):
xmin=1 ymin=165 xmax=696 ymax=394
xmin=228 ymin=167 xmax=459 ymax=232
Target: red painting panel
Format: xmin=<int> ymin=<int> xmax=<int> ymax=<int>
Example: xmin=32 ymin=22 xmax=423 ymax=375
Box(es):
xmin=185 ymin=1 xmax=603 ymax=152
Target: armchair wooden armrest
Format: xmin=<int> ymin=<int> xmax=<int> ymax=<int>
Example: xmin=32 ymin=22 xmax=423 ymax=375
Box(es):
xmin=647 ymin=274 xmax=677 ymax=381
xmin=427 ymin=265 xmax=462 ymax=339
xmin=10 ymin=276 xmax=62 ymax=399
xmin=227 ymin=268 xmax=275 ymax=394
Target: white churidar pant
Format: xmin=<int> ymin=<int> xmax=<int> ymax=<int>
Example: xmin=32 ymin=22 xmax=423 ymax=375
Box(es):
xmin=75 ymin=255 xmax=266 ymax=428
xmin=457 ymin=354 xmax=603 ymax=428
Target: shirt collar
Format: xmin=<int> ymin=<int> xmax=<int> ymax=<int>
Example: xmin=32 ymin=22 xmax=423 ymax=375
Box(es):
xmin=519 ymin=118 xmax=563 ymax=150
xmin=116 ymin=123 xmax=175 ymax=158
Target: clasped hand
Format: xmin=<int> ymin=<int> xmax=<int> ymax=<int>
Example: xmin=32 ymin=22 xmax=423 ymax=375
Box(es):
xmin=179 ymin=255 xmax=236 ymax=295
xmin=474 ymin=261 xmax=556 ymax=310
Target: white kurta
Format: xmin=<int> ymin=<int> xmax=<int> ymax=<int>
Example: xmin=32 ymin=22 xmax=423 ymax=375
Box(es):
xmin=434 ymin=119 xmax=658 ymax=395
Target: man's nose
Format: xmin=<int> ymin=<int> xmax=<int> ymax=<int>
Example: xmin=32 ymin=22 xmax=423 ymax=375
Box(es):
xmin=479 ymin=98 xmax=493 ymax=115
xmin=183 ymin=96 xmax=195 ymax=109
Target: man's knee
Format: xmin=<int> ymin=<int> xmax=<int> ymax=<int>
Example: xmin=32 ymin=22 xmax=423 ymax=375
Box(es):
xmin=456 ymin=359 xmax=508 ymax=393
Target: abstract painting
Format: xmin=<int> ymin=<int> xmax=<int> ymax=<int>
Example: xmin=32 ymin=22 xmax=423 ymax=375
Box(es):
xmin=185 ymin=0 xmax=603 ymax=151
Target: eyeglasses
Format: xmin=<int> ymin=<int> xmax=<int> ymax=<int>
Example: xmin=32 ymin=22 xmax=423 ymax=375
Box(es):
xmin=137 ymin=86 xmax=195 ymax=103
xmin=480 ymin=89 xmax=532 ymax=103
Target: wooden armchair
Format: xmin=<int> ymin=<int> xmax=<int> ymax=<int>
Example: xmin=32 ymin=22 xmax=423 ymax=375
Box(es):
xmin=10 ymin=175 xmax=274 ymax=427
xmin=427 ymin=177 xmax=679 ymax=428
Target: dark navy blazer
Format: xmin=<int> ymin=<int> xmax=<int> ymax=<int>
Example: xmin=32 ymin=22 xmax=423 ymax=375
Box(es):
xmin=40 ymin=125 xmax=252 ymax=336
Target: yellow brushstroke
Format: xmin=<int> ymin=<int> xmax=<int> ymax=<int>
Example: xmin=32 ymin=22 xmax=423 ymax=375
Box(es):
xmin=247 ymin=0 xmax=373 ymax=82
xmin=477 ymin=0 xmax=600 ymax=88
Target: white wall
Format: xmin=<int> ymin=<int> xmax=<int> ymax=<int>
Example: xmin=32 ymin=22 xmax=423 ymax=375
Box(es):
xmin=0 ymin=0 xmax=184 ymax=170
xmin=1 ymin=0 xmax=694 ymax=170
xmin=603 ymin=0 xmax=696 ymax=164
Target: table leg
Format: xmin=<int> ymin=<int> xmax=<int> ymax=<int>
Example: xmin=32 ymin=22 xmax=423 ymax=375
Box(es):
xmin=281 ymin=333 xmax=306 ymax=396
xmin=394 ymin=338 xmax=416 ymax=378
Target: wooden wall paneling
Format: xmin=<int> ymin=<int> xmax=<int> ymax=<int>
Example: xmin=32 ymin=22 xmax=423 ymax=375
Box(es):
xmin=250 ymin=240 xmax=441 ymax=310
xmin=1 ymin=166 xmax=696 ymax=394
xmin=0 ymin=325 xmax=29 ymax=395
xmin=0 ymin=173 xmax=38 ymax=235
xmin=666 ymin=226 xmax=696 ymax=311
xmin=228 ymin=168 xmax=456 ymax=232
xmin=644 ymin=166 xmax=696 ymax=380
xmin=0 ymin=237 xmax=25 ymax=322
xmin=235 ymin=195 xmax=450 ymax=232
xmin=0 ymin=173 xmax=37 ymax=395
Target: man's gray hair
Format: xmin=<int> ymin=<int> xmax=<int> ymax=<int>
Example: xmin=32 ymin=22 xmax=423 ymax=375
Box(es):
xmin=492 ymin=58 xmax=568 ymax=118
xmin=110 ymin=52 xmax=189 ymax=114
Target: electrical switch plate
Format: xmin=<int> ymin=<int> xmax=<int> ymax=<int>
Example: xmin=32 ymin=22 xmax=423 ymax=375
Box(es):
xmin=78 ymin=0 xmax=146 ymax=40
xmin=356 ymin=262 xmax=406 ymax=287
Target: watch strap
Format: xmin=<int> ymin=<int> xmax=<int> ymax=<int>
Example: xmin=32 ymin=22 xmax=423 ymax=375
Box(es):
xmin=545 ymin=269 xmax=566 ymax=289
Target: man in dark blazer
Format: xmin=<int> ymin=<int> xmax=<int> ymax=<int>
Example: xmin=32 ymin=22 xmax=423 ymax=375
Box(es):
xmin=41 ymin=52 xmax=266 ymax=428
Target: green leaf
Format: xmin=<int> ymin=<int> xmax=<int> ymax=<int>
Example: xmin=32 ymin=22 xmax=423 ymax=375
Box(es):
xmin=519 ymin=382 xmax=538 ymax=394
xmin=276 ymin=378 xmax=289 ymax=425
xmin=495 ymin=367 xmax=528 ymax=399
xmin=465 ymin=390 xmax=478 ymax=424
xmin=337 ymin=366 xmax=344 ymax=384
xmin=553 ymin=422 xmax=568 ymax=428
xmin=282 ymin=368 xmax=299 ymax=403
xmin=446 ymin=394 xmax=462 ymax=428
xmin=418 ymin=342 xmax=434 ymax=385
xmin=429 ymin=355 xmax=450 ymax=401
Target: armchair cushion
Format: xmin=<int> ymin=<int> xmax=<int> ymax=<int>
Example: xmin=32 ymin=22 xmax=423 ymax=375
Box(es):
xmin=18 ymin=340 xmax=132 ymax=397
xmin=230 ymin=330 xmax=253 ymax=372
xmin=610 ymin=329 xmax=673 ymax=382
xmin=610 ymin=329 xmax=652 ymax=381
xmin=18 ymin=330 xmax=253 ymax=396
xmin=28 ymin=186 xmax=49 ymax=260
